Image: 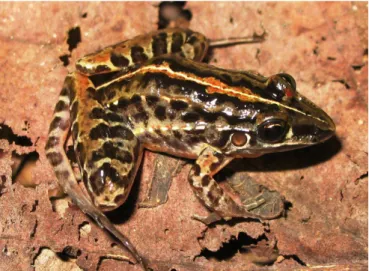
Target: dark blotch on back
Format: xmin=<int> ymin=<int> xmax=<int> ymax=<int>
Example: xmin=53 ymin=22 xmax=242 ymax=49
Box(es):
xmin=133 ymin=112 xmax=149 ymax=126
xmin=131 ymin=46 xmax=149 ymax=64
xmin=192 ymin=107 xmax=218 ymax=123
xmin=118 ymin=98 xmax=130 ymax=109
xmin=146 ymin=95 xmax=159 ymax=107
xmin=152 ymin=32 xmax=168 ymax=56
xmin=110 ymin=53 xmax=129 ymax=67
xmin=182 ymin=112 xmax=199 ymax=123
xmin=173 ymin=130 xmax=182 ymax=140
xmin=130 ymin=94 xmax=141 ymax=104
xmin=154 ymin=105 xmax=166 ymax=121
xmin=170 ymin=100 xmax=188 ymax=110
xmin=167 ymin=108 xmax=177 ymax=120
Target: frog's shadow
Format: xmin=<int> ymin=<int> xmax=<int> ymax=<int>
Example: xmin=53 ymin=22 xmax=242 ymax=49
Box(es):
xmin=231 ymin=135 xmax=341 ymax=173
xmin=107 ymin=136 xmax=341 ymax=224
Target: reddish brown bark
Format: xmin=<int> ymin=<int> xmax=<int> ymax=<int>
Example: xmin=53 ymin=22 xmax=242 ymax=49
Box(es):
xmin=0 ymin=2 xmax=367 ymax=270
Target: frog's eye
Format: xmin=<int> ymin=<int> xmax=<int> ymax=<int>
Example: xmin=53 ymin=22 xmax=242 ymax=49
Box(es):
xmin=231 ymin=132 xmax=249 ymax=147
xmin=257 ymin=119 xmax=288 ymax=143
xmin=278 ymin=73 xmax=296 ymax=91
xmin=266 ymin=74 xmax=296 ymax=101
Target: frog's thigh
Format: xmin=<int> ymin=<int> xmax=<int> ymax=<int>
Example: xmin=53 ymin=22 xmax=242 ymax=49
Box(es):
xmin=188 ymin=147 xmax=261 ymax=220
xmin=80 ymin=114 xmax=143 ymax=211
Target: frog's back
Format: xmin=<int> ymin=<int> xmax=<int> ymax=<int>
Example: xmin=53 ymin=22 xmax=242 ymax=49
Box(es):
xmin=90 ymin=54 xmax=334 ymax=161
xmin=93 ymin=56 xmax=277 ymax=158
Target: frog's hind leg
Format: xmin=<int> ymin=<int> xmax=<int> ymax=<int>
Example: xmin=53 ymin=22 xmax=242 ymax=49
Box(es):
xmin=188 ymin=147 xmax=264 ymax=223
xmin=45 ymin=74 xmax=147 ymax=270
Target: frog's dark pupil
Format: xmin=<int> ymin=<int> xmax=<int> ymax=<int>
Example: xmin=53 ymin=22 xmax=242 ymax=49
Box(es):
xmin=265 ymin=124 xmax=283 ymax=140
xmin=258 ymin=120 xmax=287 ymax=143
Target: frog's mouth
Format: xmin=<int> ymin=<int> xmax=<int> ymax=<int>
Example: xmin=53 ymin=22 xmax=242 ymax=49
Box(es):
xmin=290 ymin=93 xmax=336 ymax=135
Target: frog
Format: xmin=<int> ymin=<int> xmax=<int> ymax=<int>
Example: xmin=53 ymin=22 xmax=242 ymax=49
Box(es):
xmin=45 ymin=28 xmax=336 ymax=270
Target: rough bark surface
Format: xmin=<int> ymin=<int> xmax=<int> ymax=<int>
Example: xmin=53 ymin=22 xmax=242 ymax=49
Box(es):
xmin=0 ymin=2 xmax=367 ymax=271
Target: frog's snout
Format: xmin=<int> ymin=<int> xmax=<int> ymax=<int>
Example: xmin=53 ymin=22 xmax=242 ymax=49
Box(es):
xmin=292 ymin=94 xmax=336 ymax=143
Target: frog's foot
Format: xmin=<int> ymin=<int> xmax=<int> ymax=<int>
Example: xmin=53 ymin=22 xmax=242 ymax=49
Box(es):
xmin=192 ymin=188 xmax=285 ymax=226
xmin=241 ymin=189 xmax=285 ymax=219
xmin=227 ymin=173 xmax=285 ymax=220
xmin=191 ymin=190 xmax=284 ymax=225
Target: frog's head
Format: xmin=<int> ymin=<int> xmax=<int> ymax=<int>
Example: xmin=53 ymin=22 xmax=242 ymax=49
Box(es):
xmin=219 ymin=73 xmax=336 ymax=157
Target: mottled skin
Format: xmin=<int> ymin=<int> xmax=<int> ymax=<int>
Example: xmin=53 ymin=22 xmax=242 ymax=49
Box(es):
xmin=45 ymin=28 xmax=335 ymax=270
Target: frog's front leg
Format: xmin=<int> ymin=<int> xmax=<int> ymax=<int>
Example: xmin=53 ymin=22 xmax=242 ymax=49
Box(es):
xmin=80 ymin=108 xmax=144 ymax=212
xmin=189 ymin=147 xmax=264 ymax=222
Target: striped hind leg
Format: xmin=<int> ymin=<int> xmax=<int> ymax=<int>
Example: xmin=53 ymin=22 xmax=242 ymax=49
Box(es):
xmin=45 ymin=74 xmax=147 ymax=270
